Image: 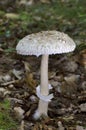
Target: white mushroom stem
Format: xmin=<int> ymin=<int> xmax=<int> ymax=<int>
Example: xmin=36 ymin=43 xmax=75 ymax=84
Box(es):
xmin=34 ymin=55 xmax=49 ymax=119
xmin=40 ymin=54 xmax=49 ymax=95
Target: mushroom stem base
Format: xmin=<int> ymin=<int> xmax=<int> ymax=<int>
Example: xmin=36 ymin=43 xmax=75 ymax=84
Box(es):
xmin=33 ymin=100 xmax=48 ymax=119
xmin=33 ymin=84 xmax=53 ymax=119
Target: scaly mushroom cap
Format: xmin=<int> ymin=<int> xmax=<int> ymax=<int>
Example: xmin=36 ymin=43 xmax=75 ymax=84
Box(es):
xmin=16 ymin=31 xmax=76 ymax=56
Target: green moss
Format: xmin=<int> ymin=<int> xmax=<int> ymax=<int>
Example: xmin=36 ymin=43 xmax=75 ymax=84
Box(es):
xmin=0 ymin=99 xmax=18 ymax=130
xmin=0 ymin=10 xmax=5 ymax=17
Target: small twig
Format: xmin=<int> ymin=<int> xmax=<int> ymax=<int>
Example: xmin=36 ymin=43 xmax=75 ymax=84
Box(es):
xmin=1 ymin=80 xmax=19 ymax=86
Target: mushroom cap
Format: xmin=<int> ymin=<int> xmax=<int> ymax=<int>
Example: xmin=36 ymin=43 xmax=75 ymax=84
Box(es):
xmin=16 ymin=31 xmax=76 ymax=57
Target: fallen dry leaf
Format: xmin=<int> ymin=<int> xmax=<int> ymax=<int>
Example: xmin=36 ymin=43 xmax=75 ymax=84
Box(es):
xmin=5 ymin=13 xmax=19 ymax=19
xmin=23 ymin=61 xmax=31 ymax=73
xmin=12 ymin=69 xmax=23 ymax=80
xmin=58 ymin=121 xmax=64 ymax=130
xmin=20 ymin=120 xmax=24 ymax=130
xmin=79 ymin=103 xmax=86 ymax=112
xmin=80 ymin=49 xmax=86 ymax=69
xmin=76 ymin=125 xmax=86 ymax=130
xmin=0 ymin=48 xmax=4 ymax=53
xmin=40 ymin=0 xmax=50 ymax=3
xmin=25 ymin=72 xmax=37 ymax=89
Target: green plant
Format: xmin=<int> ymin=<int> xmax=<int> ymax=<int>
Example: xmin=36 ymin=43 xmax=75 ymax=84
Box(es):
xmin=0 ymin=99 xmax=18 ymax=130
xmin=4 ymin=47 xmax=16 ymax=54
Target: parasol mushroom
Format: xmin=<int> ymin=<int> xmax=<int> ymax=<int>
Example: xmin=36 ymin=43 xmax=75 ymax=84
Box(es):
xmin=16 ymin=31 xmax=76 ymax=119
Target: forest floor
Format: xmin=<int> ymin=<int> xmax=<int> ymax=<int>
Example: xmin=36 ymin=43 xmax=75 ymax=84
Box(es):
xmin=0 ymin=0 xmax=86 ymax=130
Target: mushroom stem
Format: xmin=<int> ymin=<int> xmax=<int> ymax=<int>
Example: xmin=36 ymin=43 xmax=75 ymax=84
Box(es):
xmin=40 ymin=54 xmax=49 ymax=95
xmin=37 ymin=54 xmax=49 ymax=117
